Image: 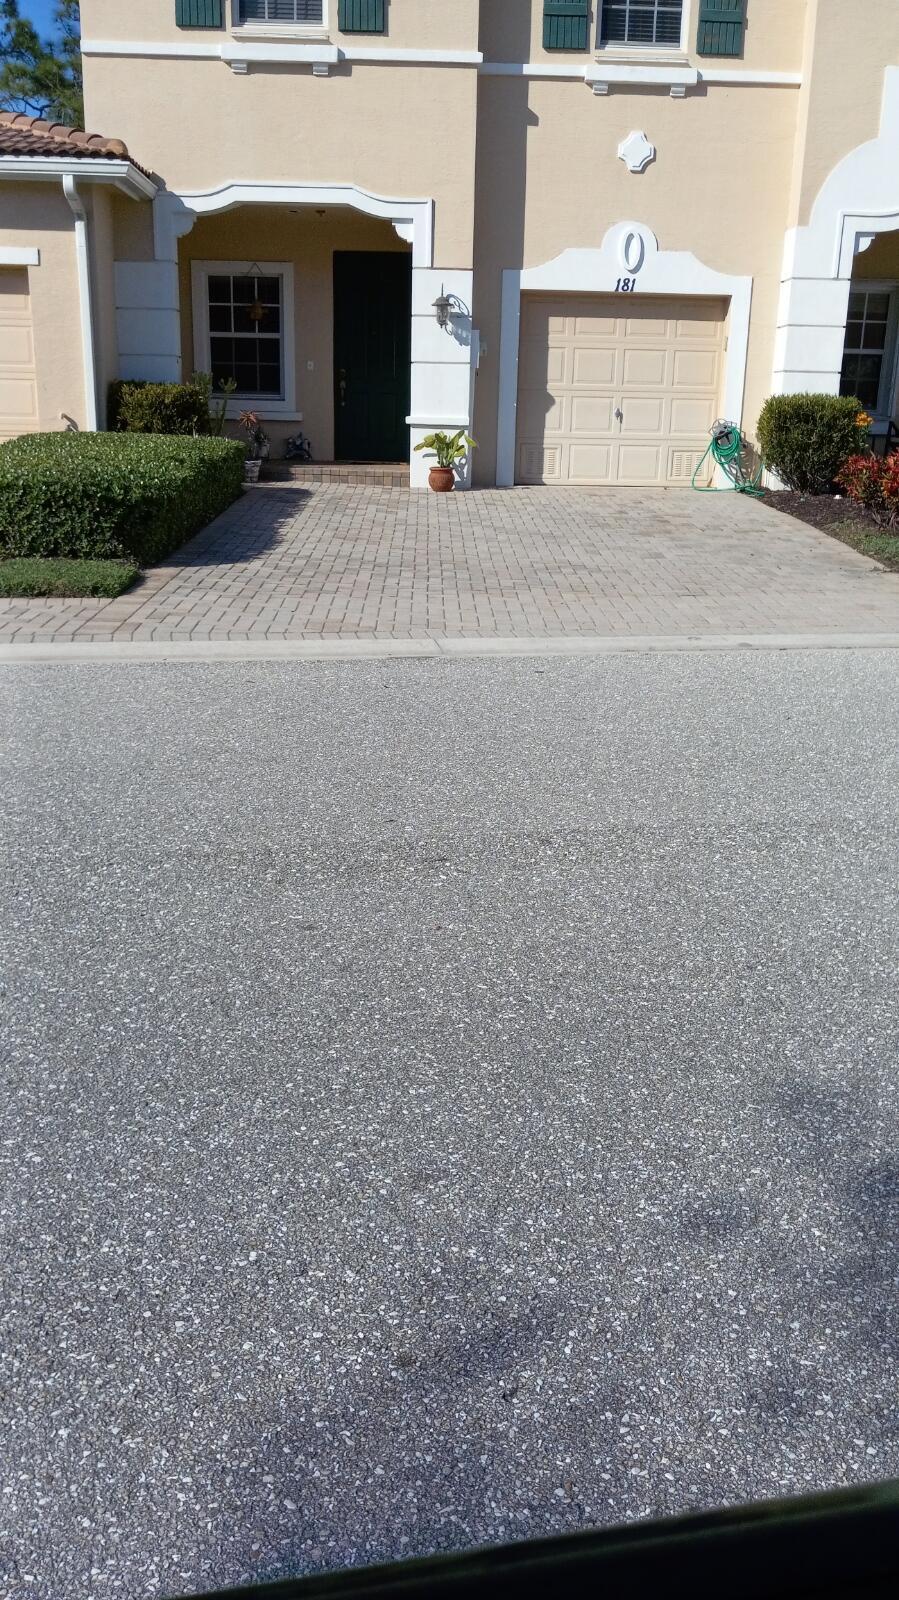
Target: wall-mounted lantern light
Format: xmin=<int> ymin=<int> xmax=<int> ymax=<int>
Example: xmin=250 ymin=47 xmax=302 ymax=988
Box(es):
xmin=432 ymin=291 xmax=452 ymax=329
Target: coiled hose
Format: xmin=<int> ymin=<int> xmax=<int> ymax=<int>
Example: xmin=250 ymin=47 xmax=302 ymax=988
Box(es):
xmin=692 ymin=421 xmax=765 ymax=495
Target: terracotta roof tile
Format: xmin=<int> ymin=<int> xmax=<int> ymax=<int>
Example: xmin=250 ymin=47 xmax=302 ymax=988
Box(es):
xmin=0 ymin=111 xmax=132 ymax=163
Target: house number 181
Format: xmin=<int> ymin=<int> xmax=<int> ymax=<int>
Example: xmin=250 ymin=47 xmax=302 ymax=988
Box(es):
xmin=615 ymin=278 xmax=637 ymax=293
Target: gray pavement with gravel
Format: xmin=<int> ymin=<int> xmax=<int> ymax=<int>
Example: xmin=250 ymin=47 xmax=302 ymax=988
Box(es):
xmin=1 ymin=651 xmax=898 ymax=1599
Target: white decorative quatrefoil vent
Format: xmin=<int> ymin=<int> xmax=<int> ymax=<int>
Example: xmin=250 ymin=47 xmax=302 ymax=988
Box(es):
xmin=617 ymin=130 xmax=656 ymax=174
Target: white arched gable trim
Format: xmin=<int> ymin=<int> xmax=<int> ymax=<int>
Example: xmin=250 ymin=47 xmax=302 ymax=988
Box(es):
xmin=158 ymin=182 xmax=434 ymax=269
xmin=774 ymin=67 xmax=899 ymax=397
xmin=496 ymin=221 xmax=753 ymax=488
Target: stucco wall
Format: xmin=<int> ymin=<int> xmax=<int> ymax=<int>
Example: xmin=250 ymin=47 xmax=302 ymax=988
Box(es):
xmin=179 ymin=205 xmax=408 ymax=456
xmin=84 ymin=57 xmax=478 ymax=266
xmin=479 ymin=0 xmax=807 ymax=72
xmin=0 ymin=184 xmax=85 ymax=432
xmin=81 ymin=0 xmax=480 ymax=51
xmin=790 ymin=0 xmax=899 ymax=225
xmin=470 ymin=76 xmax=798 ymax=482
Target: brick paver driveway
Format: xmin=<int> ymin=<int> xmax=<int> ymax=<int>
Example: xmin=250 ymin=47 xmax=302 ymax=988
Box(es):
xmin=2 ymin=485 xmax=898 ymax=646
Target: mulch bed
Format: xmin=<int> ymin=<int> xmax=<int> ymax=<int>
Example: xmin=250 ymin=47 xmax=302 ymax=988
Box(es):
xmin=761 ymin=491 xmax=899 ymax=573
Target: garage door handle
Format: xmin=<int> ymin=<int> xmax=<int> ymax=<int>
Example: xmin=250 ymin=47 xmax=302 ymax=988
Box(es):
xmin=614 ymin=407 xmax=624 ymax=424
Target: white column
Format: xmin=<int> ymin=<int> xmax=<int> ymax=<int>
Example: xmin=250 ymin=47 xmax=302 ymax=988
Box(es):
xmin=408 ymin=267 xmax=476 ymax=489
xmin=62 ymin=177 xmax=98 ymax=431
xmin=772 ymin=261 xmax=851 ymax=398
xmin=114 ymin=192 xmax=195 ymax=384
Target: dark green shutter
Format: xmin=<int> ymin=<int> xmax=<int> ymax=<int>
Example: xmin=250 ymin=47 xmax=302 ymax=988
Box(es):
xmin=543 ymin=1 xmax=590 ymax=52
xmin=176 ymin=0 xmax=224 ymax=27
xmin=339 ymin=0 xmax=386 ymax=32
xmin=696 ymin=0 xmax=746 ymax=56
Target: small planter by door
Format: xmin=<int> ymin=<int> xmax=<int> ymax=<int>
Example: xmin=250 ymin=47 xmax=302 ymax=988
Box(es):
xmin=244 ymin=458 xmax=262 ymax=484
xmin=429 ymin=466 xmax=455 ymax=493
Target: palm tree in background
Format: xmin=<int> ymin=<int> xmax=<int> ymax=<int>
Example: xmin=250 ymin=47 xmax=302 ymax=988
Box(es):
xmin=0 ymin=1 xmax=83 ymax=126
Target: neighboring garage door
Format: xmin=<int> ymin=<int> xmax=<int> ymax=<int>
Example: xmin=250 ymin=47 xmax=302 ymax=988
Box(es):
xmin=516 ymin=293 xmax=727 ymax=487
xmin=0 ymin=267 xmax=38 ymax=440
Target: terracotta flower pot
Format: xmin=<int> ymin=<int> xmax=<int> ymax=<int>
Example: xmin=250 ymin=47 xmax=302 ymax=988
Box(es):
xmin=429 ymin=466 xmax=455 ymax=493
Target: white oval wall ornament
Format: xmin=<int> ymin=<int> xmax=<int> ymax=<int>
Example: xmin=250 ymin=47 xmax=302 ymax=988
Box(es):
xmin=620 ymin=229 xmax=646 ymax=274
xmin=617 ymin=131 xmax=656 ymax=175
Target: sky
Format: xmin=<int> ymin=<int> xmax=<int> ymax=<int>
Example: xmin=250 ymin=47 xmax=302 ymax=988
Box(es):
xmin=18 ymin=0 xmax=60 ymax=37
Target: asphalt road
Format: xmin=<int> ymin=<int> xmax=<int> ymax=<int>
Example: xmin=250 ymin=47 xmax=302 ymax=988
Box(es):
xmin=1 ymin=652 xmax=898 ymax=1600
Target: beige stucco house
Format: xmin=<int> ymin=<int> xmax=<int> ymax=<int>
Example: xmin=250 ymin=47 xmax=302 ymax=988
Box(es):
xmin=1 ymin=0 xmax=898 ymax=488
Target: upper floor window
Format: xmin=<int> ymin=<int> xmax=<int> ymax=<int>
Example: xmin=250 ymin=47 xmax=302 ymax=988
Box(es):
xmin=237 ymin=0 xmax=324 ymax=23
xmin=600 ymin=0 xmax=684 ymax=47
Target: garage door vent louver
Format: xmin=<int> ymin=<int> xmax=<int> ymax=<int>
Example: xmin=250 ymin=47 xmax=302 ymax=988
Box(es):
xmin=696 ymin=0 xmax=746 ymax=56
xmin=543 ymin=1 xmax=590 ymax=51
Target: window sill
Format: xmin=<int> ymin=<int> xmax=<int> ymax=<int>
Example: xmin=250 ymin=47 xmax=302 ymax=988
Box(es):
xmin=595 ymin=48 xmax=690 ymax=66
xmin=232 ymin=25 xmax=330 ymax=41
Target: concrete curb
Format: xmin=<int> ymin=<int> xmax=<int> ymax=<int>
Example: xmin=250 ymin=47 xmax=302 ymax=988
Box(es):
xmin=1 ymin=633 xmax=899 ymax=664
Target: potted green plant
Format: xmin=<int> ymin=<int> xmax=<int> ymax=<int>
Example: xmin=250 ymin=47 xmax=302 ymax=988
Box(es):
xmin=414 ymin=429 xmax=477 ymax=492
xmin=238 ymin=410 xmax=271 ymax=483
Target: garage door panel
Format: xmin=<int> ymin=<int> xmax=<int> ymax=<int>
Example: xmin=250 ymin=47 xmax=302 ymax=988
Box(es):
xmin=1 ymin=325 xmax=34 ymax=366
xmin=540 ymin=392 xmax=567 ymax=433
xmin=0 ymin=376 xmax=37 ymax=415
xmin=569 ymin=443 xmax=614 ymax=482
xmin=671 ymin=396 xmax=719 ymax=434
xmin=623 ymin=348 xmax=668 ymax=387
xmin=573 ymin=312 xmax=620 ymax=337
xmin=677 ymin=311 xmax=723 ymax=336
xmin=0 ymin=267 xmax=37 ymax=440
xmin=618 ymin=444 xmax=664 ymax=483
xmin=673 ymin=349 xmax=720 ymax=387
xmin=571 ymin=395 xmax=615 ymax=433
xmin=621 ymin=398 xmax=665 ymax=435
xmin=625 ymin=314 xmax=669 ymax=338
xmin=572 ymin=346 xmax=617 ymax=385
xmin=516 ymin=292 xmax=726 ymax=488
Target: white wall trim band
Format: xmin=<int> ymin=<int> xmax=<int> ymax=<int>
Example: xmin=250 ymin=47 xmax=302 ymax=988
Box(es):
xmin=81 ymin=38 xmax=482 ymax=67
xmin=0 ymin=245 xmax=40 ymax=266
xmin=496 ymin=221 xmax=752 ymax=489
xmin=479 ymin=62 xmax=800 ymax=86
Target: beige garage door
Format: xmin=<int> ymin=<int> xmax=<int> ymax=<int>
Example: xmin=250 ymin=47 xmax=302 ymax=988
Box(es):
xmin=0 ymin=267 xmax=38 ymax=440
xmin=516 ymin=293 xmax=727 ymax=487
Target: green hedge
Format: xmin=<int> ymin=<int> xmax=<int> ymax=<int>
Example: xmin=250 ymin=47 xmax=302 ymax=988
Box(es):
xmin=0 ymin=433 xmax=246 ymax=565
xmin=108 ymin=379 xmax=211 ymax=436
xmin=757 ymin=394 xmax=870 ymax=494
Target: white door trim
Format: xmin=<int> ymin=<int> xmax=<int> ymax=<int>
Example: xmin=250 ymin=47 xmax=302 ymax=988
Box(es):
xmin=496 ymin=220 xmax=752 ymax=488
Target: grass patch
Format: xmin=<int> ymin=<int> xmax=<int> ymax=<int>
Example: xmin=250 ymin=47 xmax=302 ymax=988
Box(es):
xmin=0 ymin=557 xmax=140 ymax=598
xmin=830 ymin=525 xmax=899 ymax=572
xmin=762 ymin=490 xmax=899 ymax=572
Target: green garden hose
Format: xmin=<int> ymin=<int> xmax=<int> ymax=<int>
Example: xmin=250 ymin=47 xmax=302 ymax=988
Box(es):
xmin=692 ymin=420 xmax=765 ymax=495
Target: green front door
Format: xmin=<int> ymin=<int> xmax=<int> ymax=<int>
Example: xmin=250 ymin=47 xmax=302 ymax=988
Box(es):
xmin=333 ymin=251 xmax=412 ymax=462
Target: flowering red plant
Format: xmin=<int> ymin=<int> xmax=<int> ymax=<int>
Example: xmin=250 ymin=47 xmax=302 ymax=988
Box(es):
xmin=837 ymin=452 xmax=899 ymax=525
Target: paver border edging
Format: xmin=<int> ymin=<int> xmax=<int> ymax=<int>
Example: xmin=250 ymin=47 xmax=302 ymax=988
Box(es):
xmin=1 ymin=633 xmax=898 ymax=665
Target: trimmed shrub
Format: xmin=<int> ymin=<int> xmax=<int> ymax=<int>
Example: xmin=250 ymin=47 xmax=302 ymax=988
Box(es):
xmin=757 ymin=394 xmax=871 ymax=494
xmin=0 ymin=433 xmax=246 ymax=565
xmin=108 ymin=379 xmax=211 ymax=436
xmin=838 ymin=451 xmax=899 ymax=526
